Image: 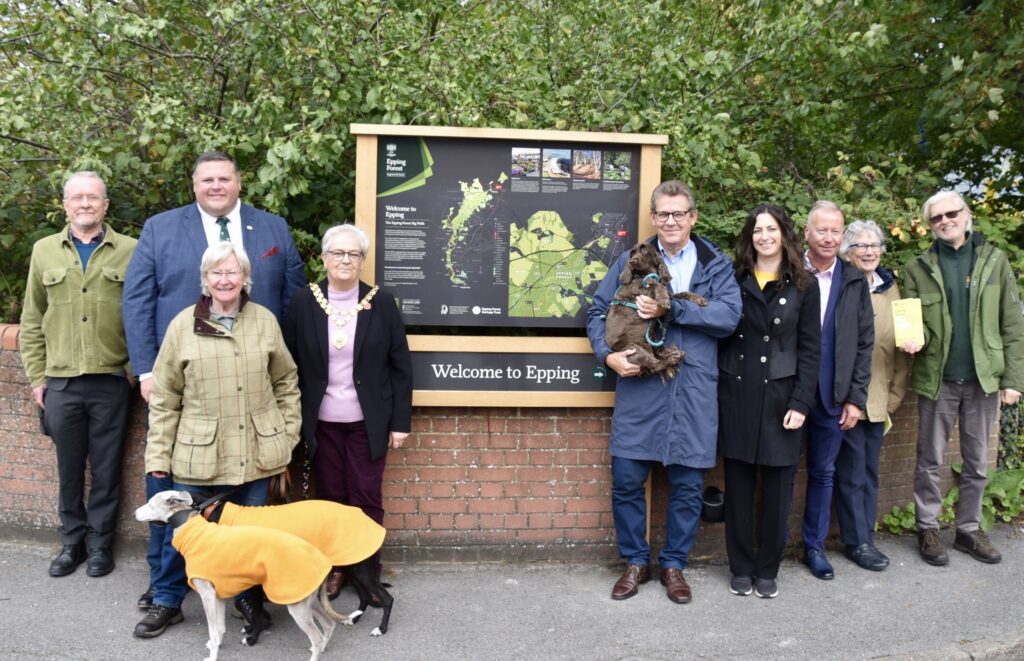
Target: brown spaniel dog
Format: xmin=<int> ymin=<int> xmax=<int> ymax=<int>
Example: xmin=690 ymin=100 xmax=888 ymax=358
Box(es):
xmin=604 ymin=243 xmax=707 ymax=381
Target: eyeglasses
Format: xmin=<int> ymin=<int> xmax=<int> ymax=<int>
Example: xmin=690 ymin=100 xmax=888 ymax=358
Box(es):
xmin=325 ymin=250 xmax=363 ymax=262
xmin=209 ymin=270 xmax=243 ymax=280
xmin=850 ymin=242 xmax=884 ymax=254
xmin=653 ymin=209 xmax=695 ymax=224
xmin=64 ymin=194 xmax=105 ymax=205
xmin=928 ymin=207 xmax=964 ymax=224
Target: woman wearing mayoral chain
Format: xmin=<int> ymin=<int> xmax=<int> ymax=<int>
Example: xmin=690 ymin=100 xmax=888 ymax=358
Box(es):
xmin=283 ymin=223 xmax=413 ymax=597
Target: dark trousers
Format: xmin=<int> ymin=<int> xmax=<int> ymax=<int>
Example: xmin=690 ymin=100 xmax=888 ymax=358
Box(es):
xmin=314 ymin=420 xmax=386 ymax=526
xmin=801 ymin=397 xmax=844 ymax=551
xmin=724 ymin=458 xmax=793 ymax=580
xmin=835 ymin=420 xmax=884 ymax=547
xmin=44 ymin=374 xmax=131 ymax=549
xmin=151 ymin=477 xmax=269 ymax=609
xmin=610 ymin=456 xmax=705 ymax=569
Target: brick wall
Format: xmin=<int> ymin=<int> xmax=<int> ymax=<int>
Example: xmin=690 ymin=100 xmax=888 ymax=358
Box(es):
xmin=0 ymin=323 xmax=988 ymax=563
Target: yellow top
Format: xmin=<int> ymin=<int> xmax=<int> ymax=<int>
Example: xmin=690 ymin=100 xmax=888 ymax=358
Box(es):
xmin=172 ymin=516 xmax=331 ymax=603
xmin=754 ymin=270 xmax=777 ymax=290
xmin=220 ymin=500 xmax=386 ymax=566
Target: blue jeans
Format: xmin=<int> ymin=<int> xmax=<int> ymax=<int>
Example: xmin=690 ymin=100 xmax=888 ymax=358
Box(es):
xmin=151 ymin=477 xmax=270 ymax=609
xmin=611 ymin=456 xmax=705 ymax=569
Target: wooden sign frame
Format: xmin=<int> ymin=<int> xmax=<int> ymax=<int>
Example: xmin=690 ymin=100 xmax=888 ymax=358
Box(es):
xmin=351 ymin=124 xmax=666 ymax=407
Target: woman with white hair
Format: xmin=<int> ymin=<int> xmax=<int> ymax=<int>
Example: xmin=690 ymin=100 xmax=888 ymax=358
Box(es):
xmin=283 ymin=223 xmax=412 ymax=598
xmin=144 ymin=240 xmax=300 ymax=633
xmin=834 ymin=220 xmax=909 ymax=571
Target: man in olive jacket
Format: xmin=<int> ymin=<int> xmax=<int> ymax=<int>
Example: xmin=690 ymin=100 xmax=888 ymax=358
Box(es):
xmin=901 ymin=190 xmax=1024 ymax=566
xmin=19 ymin=171 xmax=136 ymax=579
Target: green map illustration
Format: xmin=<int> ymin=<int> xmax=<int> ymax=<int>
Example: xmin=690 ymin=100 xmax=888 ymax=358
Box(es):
xmin=508 ymin=212 xmax=614 ymax=318
xmin=438 ymin=170 xmax=631 ymax=322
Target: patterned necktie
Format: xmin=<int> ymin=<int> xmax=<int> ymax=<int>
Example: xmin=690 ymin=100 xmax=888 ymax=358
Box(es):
xmin=216 ymin=217 xmax=230 ymax=242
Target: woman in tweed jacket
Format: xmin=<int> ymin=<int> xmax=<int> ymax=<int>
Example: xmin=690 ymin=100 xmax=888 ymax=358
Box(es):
xmin=144 ymin=241 xmax=300 ymax=633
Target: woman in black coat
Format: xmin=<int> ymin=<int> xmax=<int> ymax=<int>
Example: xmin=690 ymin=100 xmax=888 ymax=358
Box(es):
xmin=718 ymin=204 xmax=820 ymax=599
xmin=283 ymin=223 xmax=412 ymax=593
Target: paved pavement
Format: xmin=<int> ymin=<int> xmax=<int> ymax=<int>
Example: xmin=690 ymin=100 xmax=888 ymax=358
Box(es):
xmin=1 ymin=523 xmax=1022 ymax=661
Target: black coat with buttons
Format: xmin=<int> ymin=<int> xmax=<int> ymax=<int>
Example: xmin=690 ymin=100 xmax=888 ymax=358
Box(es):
xmin=717 ymin=270 xmax=821 ymax=466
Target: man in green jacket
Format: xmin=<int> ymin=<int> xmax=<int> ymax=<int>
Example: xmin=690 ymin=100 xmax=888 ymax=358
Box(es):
xmin=900 ymin=190 xmax=1024 ymax=566
xmin=19 ymin=171 xmax=137 ymax=578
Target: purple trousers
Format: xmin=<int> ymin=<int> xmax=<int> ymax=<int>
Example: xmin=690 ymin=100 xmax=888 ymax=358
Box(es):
xmin=313 ymin=420 xmax=386 ymax=527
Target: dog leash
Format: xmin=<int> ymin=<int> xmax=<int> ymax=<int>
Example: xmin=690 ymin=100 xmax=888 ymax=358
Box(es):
xmin=610 ymin=273 xmax=668 ymax=348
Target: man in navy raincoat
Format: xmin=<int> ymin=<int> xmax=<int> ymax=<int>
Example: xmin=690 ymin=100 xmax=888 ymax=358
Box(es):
xmin=588 ymin=180 xmax=741 ymax=603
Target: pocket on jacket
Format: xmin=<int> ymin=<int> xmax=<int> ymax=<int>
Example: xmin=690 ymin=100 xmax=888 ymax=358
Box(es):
xmin=171 ymin=416 xmax=219 ymax=480
xmin=252 ymin=406 xmax=291 ymax=471
xmin=95 ymin=268 xmax=128 ymax=365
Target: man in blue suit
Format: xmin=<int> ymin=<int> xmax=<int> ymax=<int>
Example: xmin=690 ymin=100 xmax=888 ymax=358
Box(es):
xmin=799 ymin=201 xmax=874 ymax=580
xmin=123 ymin=151 xmax=306 ymax=638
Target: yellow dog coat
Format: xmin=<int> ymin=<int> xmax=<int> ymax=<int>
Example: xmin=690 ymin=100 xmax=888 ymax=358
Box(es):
xmin=218 ymin=500 xmax=386 ymax=566
xmin=172 ymin=516 xmax=331 ymax=603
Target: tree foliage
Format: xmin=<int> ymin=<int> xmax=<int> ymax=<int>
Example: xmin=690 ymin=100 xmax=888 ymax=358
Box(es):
xmin=2 ymin=0 xmax=1022 ymax=322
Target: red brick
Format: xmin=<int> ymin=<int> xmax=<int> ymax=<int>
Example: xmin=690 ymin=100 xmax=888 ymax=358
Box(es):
xmin=527 ymin=482 xmax=553 ymax=497
xmin=418 ymin=498 xmax=466 ymax=514
xmin=477 ymin=514 xmax=504 ymax=528
xmin=478 ymin=482 xmax=503 ymax=498
xmin=419 ymin=434 xmax=468 ymax=449
xmin=564 ymin=466 xmax=609 ymax=481
xmin=467 ymin=466 xmax=515 ymax=482
xmin=503 ymin=514 xmax=529 ymax=529
xmin=450 ymin=450 xmax=478 ymax=465
xmin=429 ymin=483 xmax=454 ymax=498
xmin=528 ymin=513 xmax=553 ymax=528
xmin=517 ymin=529 xmax=562 ymax=543
xmin=402 ymin=450 xmax=431 ymax=465
xmin=403 ymin=514 xmax=429 ymax=529
xmin=404 ymin=483 xmax=429 ymax=497
xmin=567 ymin=498 xmax=608 ymax=513
xmin=429 ymin=513 xmax=454 ymax=528
xmin=503 ymin=482 xmax=528 ymax=497
xmin=477 ymin=450 xmax=507 ymax=465
xmin=476 ymin=433 xmax=517 ymax=448
xmin=577 ymin=512 xmax=602 ymax=528
xmin=519 ymin=499 xmax=565 ymax=513
xmin=386 ymin=498 xmax=417 ymax=514
xmin=454 ymin=514 xmax=478 ymax=530
xmin=468 ymin=499 xmax=516 ymax=514
xmin=457 ymin=417 xmax=491 ymax=433
xmin=517 ymin=467 xmax=563 ymax=482
xmin=418 ymin=466 xmax=467 ymax=482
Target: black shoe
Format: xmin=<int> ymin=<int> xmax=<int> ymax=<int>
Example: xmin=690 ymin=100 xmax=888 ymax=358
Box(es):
xmin=133 ymin=605 xmax=183 ymax=638
xmin=137 ymin=587 xmax=155 ymax=611
xmin=953 ymin=528 xmax=1002 ymax=564
xmin=48 ymin=543 xmax=86 ymax=577
xmin=86 ymin=547 xmax=115 ymax=577
xmin=803 ymin=548 xmax=835 ymax=580
xmin=235 ymin=596 xmax=272 ymax=646
xmin=844 ymin=543 xmax=889 ymax=571
xmin=754 ymin=577 xmax=778 ymax=599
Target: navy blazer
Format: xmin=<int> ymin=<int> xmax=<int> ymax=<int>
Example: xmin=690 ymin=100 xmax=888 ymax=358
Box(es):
xmin=122 ymin=202 xmax=307 ymax=376
xmin=283 ymin=280 xmax=413 ymax=461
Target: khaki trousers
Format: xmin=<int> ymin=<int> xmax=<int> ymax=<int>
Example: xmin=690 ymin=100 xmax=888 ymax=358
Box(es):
xmin=914 ymin=379 xmax=998 ymax=531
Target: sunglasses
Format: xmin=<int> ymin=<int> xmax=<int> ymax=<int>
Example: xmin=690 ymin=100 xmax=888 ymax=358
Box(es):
xmin=928 ymin=207 xmax=963 ymax=224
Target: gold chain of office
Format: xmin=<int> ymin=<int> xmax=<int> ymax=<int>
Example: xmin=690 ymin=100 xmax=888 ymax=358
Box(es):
xmin=309 ymin=283 xmax=378 ymax=349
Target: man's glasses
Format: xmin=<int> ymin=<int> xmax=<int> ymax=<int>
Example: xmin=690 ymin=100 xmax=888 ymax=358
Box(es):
xmin=653 ymin=209 xmax=695 ymax=224
xmin=850 ymin=242 xmax=884 ymax=254
xmin=65 ymin=194 xmax=105 ymax=205
xmin=928 ymin=207 xmax=964 ymax=224
xmin=325 ymin=250 xmax=363 ymax=262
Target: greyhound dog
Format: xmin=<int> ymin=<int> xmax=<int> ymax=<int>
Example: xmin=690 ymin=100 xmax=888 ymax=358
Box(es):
xmin=146 ymin=489 xmax=396 ymax=638
xmin=135 ymin=491 xmax=358 ymax=661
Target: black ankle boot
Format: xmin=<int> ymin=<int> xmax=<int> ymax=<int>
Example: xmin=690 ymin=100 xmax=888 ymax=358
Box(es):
xmin=235 ymin=595 xmax=272 ymax=645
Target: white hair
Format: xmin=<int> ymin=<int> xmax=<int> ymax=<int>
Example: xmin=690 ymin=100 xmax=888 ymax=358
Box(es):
xmin=199 ymin=241 xmax=253 ymax=296
xmin=62 ymin=171 xmax=107 ymax=199
xmin=921 ymin=190 xmax=973 ymax=237
xmin=322 ymin=223 xmax=369 ymax=255
xmin=839 ymin=220 xmax=886 ymax=261
xmin=806 ymin=200 xmax=845 ymax=230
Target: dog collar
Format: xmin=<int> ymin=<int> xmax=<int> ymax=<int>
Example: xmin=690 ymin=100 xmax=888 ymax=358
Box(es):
xmin=168 ymin=509 xmax=194 ymax=529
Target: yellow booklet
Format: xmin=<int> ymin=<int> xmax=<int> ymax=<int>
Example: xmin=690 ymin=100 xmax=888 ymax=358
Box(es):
xmin=891 ymin=298 xmax=925 ymax=347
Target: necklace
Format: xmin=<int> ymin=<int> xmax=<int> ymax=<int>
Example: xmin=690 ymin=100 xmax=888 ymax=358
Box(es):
xmin=309 ymin=283 xmax=378 ymax=349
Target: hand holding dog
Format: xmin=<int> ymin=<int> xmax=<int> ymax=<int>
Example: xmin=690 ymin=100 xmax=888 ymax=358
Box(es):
xmin=635 ymin=294 xmax=668 ymax=320
xmin=607 ymin=348 xmax=641 ymax=378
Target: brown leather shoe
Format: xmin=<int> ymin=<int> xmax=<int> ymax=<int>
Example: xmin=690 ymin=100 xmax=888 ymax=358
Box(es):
xmin=611 ymin=564 xmax=650 ymax=600
xmin=326 ymin=569 xmax=345 ymax=601
xmin=660 ymin=567 xmax=692 ymax=604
